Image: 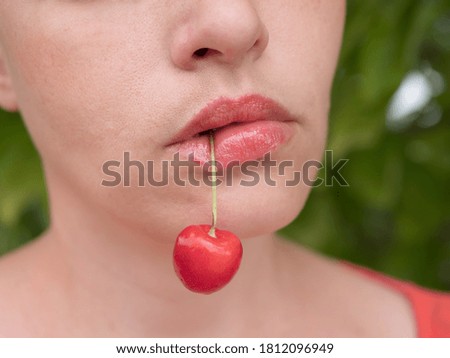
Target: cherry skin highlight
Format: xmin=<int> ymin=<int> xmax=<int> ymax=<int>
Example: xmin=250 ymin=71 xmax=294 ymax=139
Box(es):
xmin=173 ymin=224 xmax=243 ymax=294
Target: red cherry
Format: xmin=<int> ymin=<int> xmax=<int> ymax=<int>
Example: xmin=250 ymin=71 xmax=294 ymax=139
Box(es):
xmin=173 ymin=224 xmax=243 ymax=294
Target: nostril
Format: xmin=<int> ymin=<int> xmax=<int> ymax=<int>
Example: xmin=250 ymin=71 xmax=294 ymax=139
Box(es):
xmin=193 ymin=48 xmax=209 ymax=57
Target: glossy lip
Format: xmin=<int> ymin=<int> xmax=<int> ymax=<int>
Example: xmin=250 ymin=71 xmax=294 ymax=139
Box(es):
xmin=165 ymin=94 xmax=300 ymax=146
xmin=164 ymin=94 xmax=300 ymax=170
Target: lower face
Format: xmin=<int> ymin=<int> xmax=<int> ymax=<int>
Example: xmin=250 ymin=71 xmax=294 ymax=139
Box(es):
xmin=0 ymin=1 xmax=346 ymax=241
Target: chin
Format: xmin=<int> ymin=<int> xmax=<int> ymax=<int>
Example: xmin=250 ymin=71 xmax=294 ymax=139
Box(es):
xmin=216 ymin=183 xmax=309 ymax=239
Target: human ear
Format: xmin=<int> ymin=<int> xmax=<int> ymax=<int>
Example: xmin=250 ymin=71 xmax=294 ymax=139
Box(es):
xmin=0 ymin=47 xmax=18 ymax=112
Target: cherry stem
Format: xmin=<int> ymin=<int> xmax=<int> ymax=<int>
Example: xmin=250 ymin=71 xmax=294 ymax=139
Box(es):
xmin=208 ymin=131 xmax=217 ymax=238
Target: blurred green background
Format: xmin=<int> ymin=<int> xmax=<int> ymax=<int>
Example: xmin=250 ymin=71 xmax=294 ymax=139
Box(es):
xmin=1 ymin=0 xmax=449 ymax=290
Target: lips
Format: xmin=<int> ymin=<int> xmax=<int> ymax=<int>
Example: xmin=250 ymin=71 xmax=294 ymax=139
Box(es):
xmin=165 ymin=94 xmax=298 ymax=168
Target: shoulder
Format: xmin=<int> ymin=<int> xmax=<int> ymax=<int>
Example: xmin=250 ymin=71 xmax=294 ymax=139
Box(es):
xmin=273 ymin=237 xmax=417 ymax=337
xmin=341 ymin=260 xmax=450 ymax=337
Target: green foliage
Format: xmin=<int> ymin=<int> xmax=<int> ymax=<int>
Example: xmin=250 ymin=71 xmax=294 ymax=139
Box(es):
xmin=0 ymin=1 xmax=449 ymax=290
xmin=0 ymin=112 xmax=49 ymax=254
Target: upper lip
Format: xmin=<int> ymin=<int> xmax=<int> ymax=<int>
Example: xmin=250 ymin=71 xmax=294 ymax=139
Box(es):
xmin=166 ymin=94 xmax=298 ymax=146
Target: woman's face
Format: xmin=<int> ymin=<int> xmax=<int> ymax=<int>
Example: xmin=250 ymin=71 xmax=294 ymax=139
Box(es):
xmin=0 ymin=1 xmax=345 ymax=241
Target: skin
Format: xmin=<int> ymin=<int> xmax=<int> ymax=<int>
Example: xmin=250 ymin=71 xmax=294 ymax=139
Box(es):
xmin=0 ymin=1 xmax=416 ymax=337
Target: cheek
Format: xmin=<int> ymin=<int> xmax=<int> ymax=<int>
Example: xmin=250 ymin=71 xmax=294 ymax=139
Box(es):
xmin=4 ymin=9 xmax=171 ymax=167
xmin=281 ymin=2 xmax=344 ymax=99
xmin=2 ymin=22 xmax=170 ymax=218
xmin=9 ymin=30 xmax=138 ymax=149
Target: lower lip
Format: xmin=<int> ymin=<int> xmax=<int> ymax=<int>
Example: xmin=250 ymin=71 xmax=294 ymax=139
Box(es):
xmin=168 ymin=120 xmax=296 ymax=169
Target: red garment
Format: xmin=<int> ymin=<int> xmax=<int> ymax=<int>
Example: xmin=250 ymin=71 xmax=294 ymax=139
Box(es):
xmin=341 ymin=261 xmax=450 ymax=337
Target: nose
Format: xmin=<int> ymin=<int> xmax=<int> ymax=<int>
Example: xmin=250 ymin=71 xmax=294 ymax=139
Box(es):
xmin=170 ymin=1 xmax=269 ymax=70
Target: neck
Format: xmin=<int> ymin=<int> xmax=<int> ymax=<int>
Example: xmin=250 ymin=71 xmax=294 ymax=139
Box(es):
xmin=39 ymin=168 xmax=296 ymax=336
